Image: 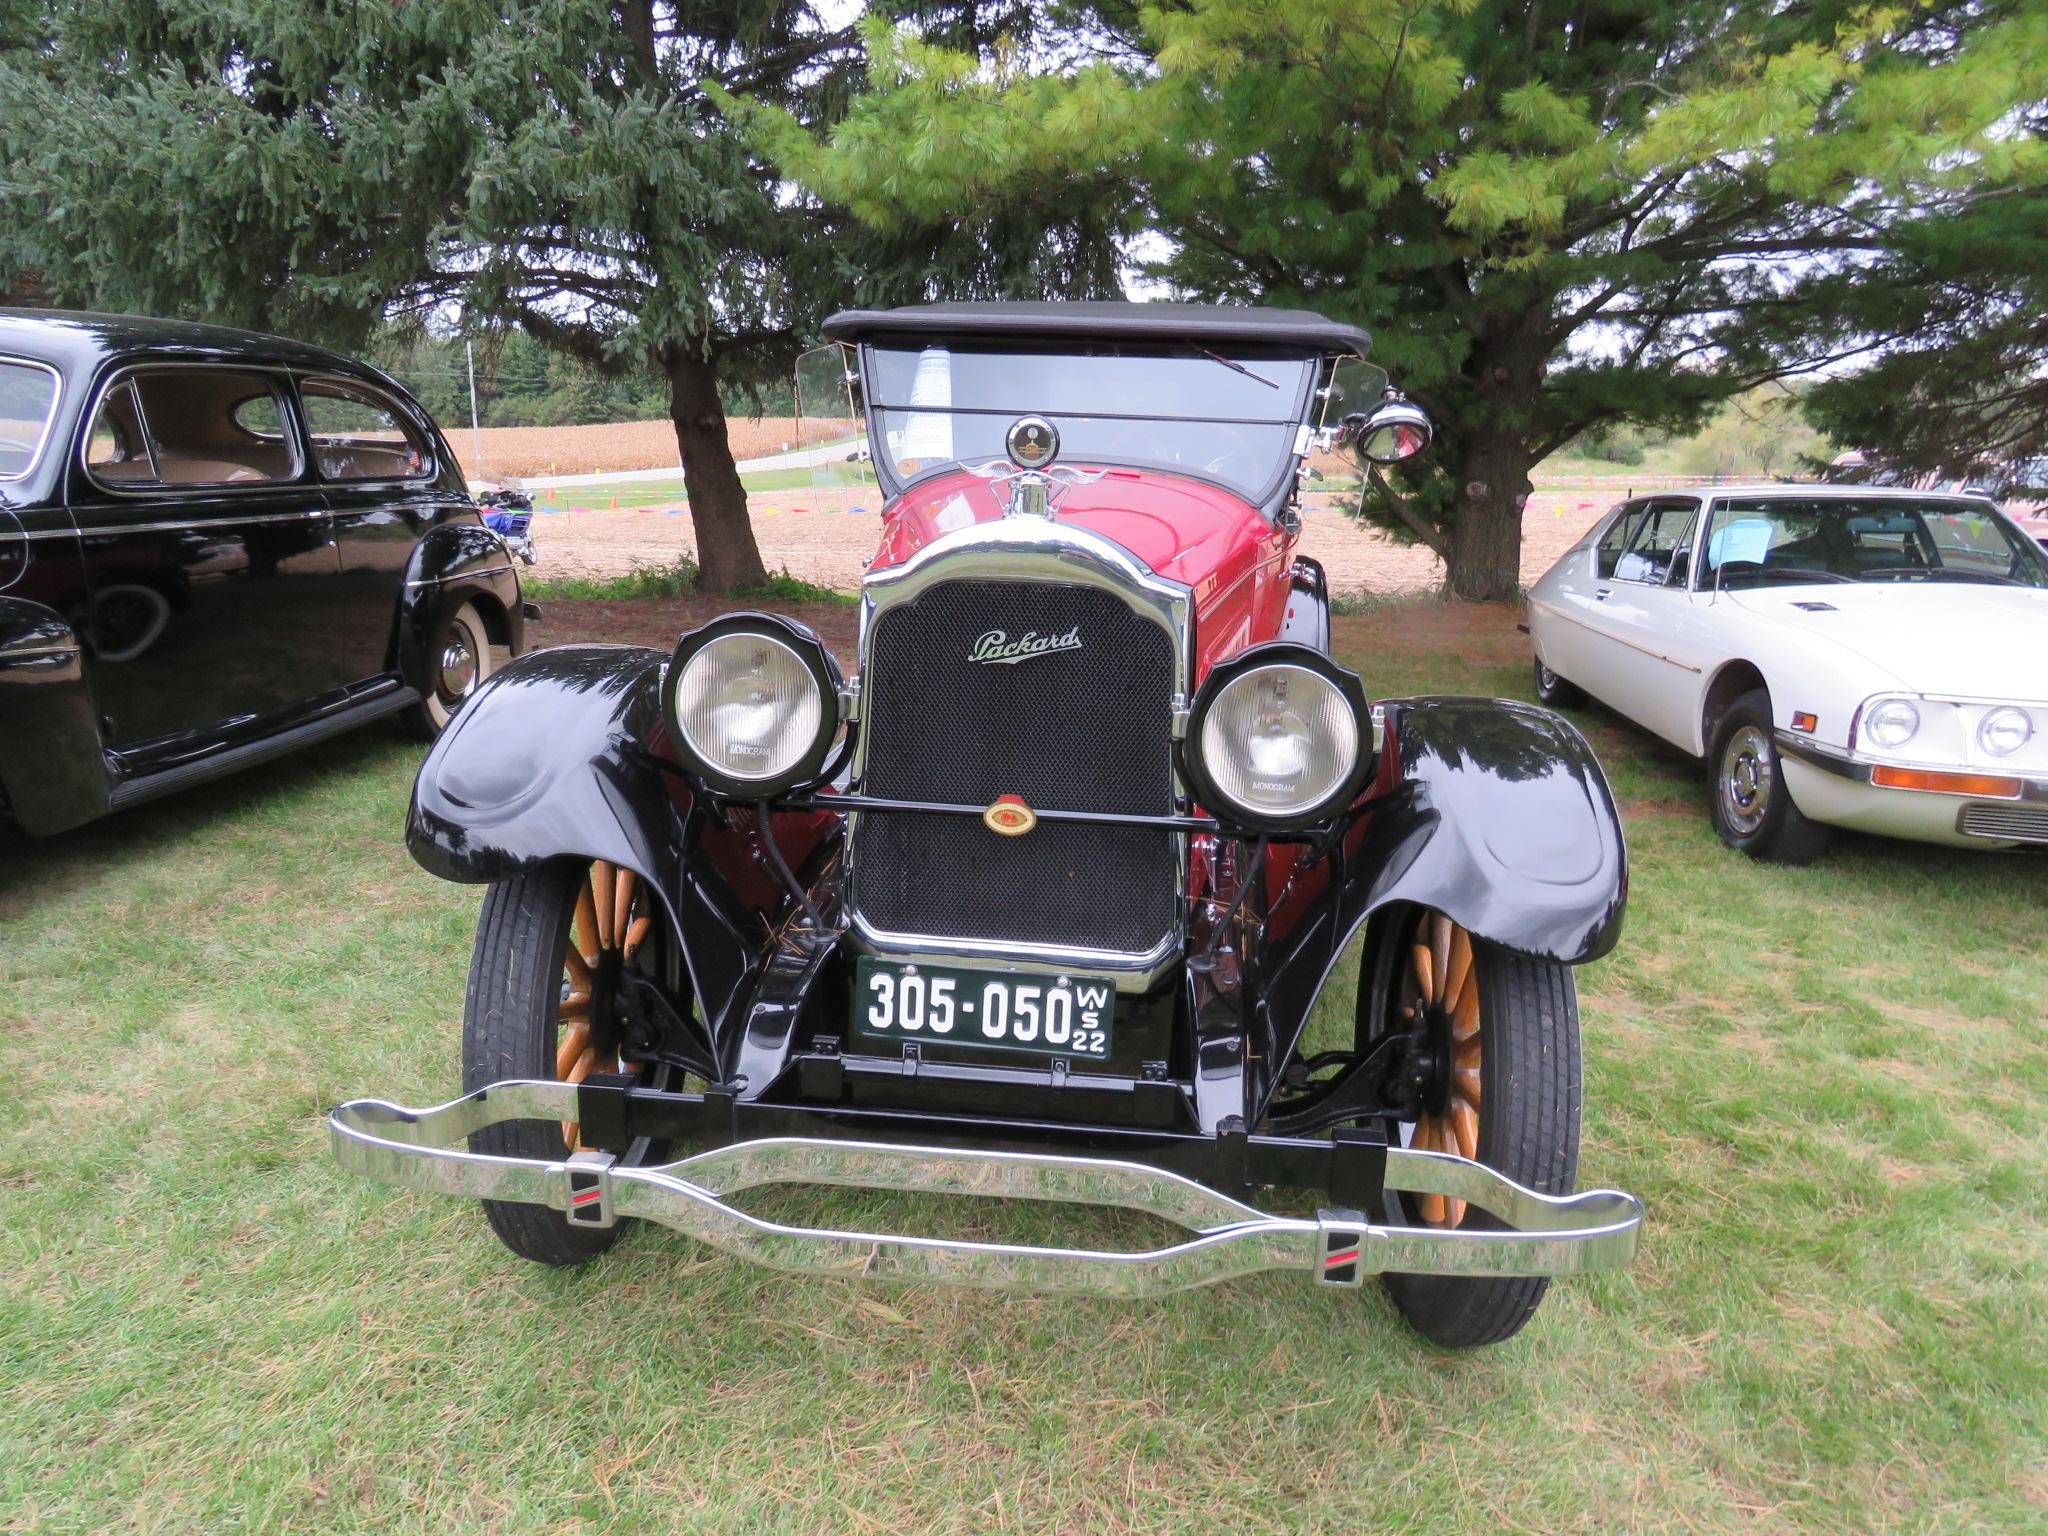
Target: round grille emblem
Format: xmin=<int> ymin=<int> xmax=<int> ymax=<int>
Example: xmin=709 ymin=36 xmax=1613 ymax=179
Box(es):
xmin=1005 ymin=416 xmax=1059 ymax=470
xmin=982 ymin=794 xmax=1037 ymax=837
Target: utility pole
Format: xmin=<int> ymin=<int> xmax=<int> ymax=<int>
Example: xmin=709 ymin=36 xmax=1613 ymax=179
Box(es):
xmin=465 ymin=339 xmax=483 ymax=483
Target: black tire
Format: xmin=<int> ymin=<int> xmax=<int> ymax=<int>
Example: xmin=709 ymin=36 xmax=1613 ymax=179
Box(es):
xmin=406 ymin=599 xmax=497 ymax=741
xmin=1708 ymin=690 xmax=1830 ymax=864
xmin=463 ymin=858 xmax=667 ymax=1266
xmin=1362 ymin=907 xmax=1582 ymax=1348
xmin=1532 ymin=654 xmax=1586 ymax=709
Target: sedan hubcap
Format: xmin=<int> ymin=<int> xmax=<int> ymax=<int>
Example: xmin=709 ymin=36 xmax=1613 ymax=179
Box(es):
xmin=437 ymin=631 xmax=477 ymax=701
xmin=1722 ymin=725 xmax=1773 ymax=835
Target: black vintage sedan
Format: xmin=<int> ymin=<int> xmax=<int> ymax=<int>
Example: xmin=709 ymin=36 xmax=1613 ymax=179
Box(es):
xmin=0 ymin=310 xmax=527 ymax=837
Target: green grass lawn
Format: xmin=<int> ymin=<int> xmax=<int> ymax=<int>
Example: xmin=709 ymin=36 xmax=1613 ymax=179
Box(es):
xmin=541 ymin=460 xmax=872 ymax=511
xmin=2 ymin=598 xmax=2043 ymax=1534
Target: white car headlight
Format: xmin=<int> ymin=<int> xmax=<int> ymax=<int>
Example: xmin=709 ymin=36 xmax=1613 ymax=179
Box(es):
xmin=1186 ymin=646 xmax=1370 ymax=829
xmin=665 ymin=617 xmax=841 ymax=794
xmin=1862 ymin=698 xmax=1921 ymax=750
xmin=1979 ymin=706 xmax=2034 ymax=757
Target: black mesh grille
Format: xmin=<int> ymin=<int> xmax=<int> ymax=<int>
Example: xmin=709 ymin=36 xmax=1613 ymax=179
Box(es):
xmin=851 ymin=577 xmax=1180 ymax=954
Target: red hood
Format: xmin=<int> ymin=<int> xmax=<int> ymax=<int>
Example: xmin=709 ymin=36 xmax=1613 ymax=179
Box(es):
xmin=868 ymin=467 xmax=1297 ymax=669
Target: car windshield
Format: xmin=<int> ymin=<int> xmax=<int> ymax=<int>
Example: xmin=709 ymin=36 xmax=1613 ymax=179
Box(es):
xmin=863 ymin=343 xmax=1326 ymax=503
xmin=0 ymin=360 xmax=58 ymax=479
xmin=1701 ymin=496 xmax=2048 ymax=589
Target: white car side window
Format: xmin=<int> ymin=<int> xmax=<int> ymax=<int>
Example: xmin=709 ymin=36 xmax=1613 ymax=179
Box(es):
xmin=1595 ymin=504 xmax=1647 ymax=580
xmin=1611 ymin=502 xmax=1700 ymax=586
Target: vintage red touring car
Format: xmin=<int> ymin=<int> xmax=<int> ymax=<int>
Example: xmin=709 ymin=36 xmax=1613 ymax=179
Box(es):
xmin=332 ymin=302 xmax=1641 ymax=1347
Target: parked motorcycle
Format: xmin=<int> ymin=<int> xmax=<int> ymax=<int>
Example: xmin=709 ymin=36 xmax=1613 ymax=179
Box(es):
xmin=476 ymin=486 xmax=538 ymax=565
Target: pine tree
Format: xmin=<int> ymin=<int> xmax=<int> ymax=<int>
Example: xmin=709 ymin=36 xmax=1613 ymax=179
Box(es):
xmin=0 ymin=2 xmax=1120 ymax=590
xmin=755 ymin=2 xmax=2045 ymax=598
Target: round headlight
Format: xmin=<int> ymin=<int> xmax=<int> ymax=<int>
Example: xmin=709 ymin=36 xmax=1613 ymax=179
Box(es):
xmin=1863 ymin=698 xmax=1921 ymax=750
xmin=665 ymin=615 xmax=840 ymax=795
xmin=1979 ymin=706 xmax=2033 ymax=757
xmin=1185 ymin=646 xmax=1369 ymax=829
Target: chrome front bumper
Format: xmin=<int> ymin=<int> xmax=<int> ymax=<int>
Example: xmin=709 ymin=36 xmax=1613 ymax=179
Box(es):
xmin=330 ymin=1081 xmax=1643 ymax=1296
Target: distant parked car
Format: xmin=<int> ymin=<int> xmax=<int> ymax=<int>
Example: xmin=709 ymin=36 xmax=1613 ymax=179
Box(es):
xmin=0 ymin=310 xmax=528 ymax=837
xmin=1528 ymin=483 xmax=2048 ymax=861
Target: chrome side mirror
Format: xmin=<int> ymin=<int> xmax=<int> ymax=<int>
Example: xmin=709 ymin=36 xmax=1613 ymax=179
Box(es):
xmin=1342 ymin=393 xmax=1433 ymax=466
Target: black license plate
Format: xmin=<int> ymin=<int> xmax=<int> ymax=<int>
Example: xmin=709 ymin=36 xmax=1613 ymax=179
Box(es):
xmin=854 ymin=958 xmax=1115 ymax=1061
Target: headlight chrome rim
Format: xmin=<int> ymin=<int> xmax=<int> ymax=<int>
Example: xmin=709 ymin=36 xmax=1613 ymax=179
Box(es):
xmin=1979 ymin=706 xmax=2033 ymax=758
xmin=663 ymin=612 xmax=843 ymax=798
xmin=1862 ymin=697 xmax=1921 ymax=751
xmin=1181 ymin=642 xmax=1372 ymax=831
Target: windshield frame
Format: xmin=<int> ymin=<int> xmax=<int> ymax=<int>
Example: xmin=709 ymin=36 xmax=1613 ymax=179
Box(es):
xmin=1695 ymin=493 xmax=2048 ymax=591
xmin=853 ymin=338 xmax=1328 ymax=512
xmin=0 ymin=355 xmax=63 ymax=484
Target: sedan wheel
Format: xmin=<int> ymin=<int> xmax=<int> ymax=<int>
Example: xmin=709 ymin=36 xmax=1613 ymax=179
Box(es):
xmin=408 ymin=600 xmax=498 ymax=739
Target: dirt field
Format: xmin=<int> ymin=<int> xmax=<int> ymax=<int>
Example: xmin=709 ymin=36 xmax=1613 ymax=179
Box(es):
xmin=519 ymin=483 xmax=1627 ymax=596
xmin=451 ymin=416 xmax=854 ymax=481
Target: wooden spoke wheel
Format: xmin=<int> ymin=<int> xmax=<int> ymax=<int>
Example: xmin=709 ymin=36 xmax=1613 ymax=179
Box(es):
xmin=462 ymin=856 xmax=676 ymax=1267
xmin=1402 ymin=910 xmax=1483 ymax=1229
xmin=1358 ymin=903 xmax=1583 ymax=1348
xmin=556 ymin=859 xmax=654 ymax=1150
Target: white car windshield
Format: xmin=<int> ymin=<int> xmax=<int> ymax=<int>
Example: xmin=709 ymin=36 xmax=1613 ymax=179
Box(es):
xmin=864 ymin=343 xmax=1328 ymax=503
xmin=1701 ymin=496 xmax=2048 ymax=589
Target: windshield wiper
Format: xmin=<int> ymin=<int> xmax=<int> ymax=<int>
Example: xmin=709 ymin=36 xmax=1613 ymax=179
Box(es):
xmin=1195 ymin=349 xmax=1280 ymax=389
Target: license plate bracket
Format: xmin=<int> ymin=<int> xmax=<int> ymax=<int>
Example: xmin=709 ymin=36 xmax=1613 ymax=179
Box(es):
xmin=854 ymin=958 xmax=1116 ymax=1061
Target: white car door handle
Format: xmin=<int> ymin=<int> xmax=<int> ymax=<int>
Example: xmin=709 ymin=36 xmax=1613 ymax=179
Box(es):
xmin=1595 ymin=587 xmax=1612 ymax=601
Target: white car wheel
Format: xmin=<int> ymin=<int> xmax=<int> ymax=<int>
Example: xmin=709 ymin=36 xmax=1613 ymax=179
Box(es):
xmin=1708 ymin=691 xmax=1830 ymax=864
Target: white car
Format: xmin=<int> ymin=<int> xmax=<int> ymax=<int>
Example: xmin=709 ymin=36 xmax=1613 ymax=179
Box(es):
xmin=1527 ymin=484 xmax=2048 ymax=862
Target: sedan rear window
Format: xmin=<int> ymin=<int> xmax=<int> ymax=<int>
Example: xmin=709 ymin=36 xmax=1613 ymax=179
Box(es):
xmin=85 ymin=368 xmax=301 ymax=487
xmin=300 ymin=377 xmax=429 ymax=481
xmin=0 ymin=360 xmax=59 ymax=479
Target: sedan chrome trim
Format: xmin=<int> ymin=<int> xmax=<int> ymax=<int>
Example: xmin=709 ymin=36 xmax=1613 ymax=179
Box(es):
xmin=71 ymin=509 xmax=330 ymax=537
xmin=405 ymin=563 xmax=516 ymax=589
xmin=0 ymin=642 xmax=79 ymax=662
xmin=331 ymin=1081 xmax=1645 ymax=1295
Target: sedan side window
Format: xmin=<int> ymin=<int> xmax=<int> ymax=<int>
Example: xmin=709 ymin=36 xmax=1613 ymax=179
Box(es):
xmin=300 ymin=377 xmax=430 ymax=481
xmin=85 ymin=369 xmax=301 ymax=487
xmin=1612 ymin=502 xmax=1699 ymax=586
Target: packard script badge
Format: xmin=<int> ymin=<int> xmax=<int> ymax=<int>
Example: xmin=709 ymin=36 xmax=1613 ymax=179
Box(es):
xmin=983 ymin=794 xmax=1038 ymax=837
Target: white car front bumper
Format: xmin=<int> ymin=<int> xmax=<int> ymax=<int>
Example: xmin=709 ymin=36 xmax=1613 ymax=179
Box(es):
xmin=1777 ymin=735 xmax=2048 ymax=849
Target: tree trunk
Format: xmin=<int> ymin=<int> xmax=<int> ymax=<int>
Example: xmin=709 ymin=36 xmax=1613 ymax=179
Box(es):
xmin=1446 ymin=435 xmax=1537 ymax=602
xmin=662 ymin=344 xmax=768 ymax=594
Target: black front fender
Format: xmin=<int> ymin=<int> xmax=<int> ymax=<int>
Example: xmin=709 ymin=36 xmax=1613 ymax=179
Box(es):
xmin=1360 ymin=696 xmax=1628 ymax=962
xmin=1257 ymin=696 xmax=1627 ymax=1107
xmin=406 ymin=644 xmax=756 ymax=1030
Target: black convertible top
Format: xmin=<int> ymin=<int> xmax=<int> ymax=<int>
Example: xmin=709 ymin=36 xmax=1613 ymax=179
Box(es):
xmin=822 ymin=301 xmax=1371 ymax=358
